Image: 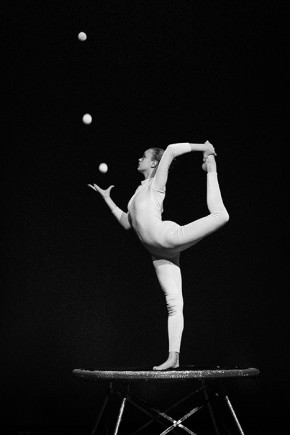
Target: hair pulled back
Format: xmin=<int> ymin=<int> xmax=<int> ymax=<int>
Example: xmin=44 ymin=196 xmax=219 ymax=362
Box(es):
xmin=149 ymin=147 xmax=176 ymax=170
xmin=150 ymin=147 xmax=164 ymax=164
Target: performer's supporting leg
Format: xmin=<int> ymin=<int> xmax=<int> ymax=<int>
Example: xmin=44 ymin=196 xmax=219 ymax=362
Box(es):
xmin=152 ymin=255 xmax=183 ymax=370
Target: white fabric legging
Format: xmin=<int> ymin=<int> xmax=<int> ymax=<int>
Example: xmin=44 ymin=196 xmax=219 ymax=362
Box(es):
xmin=152 ymin=172 xmax=229 ymax=353
xmin=152 ymin=256 xmax=183 ymax=353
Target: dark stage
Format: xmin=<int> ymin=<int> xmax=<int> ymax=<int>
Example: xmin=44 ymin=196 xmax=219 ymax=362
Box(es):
xmin=3 ymin=1 xmax=288 ymax=434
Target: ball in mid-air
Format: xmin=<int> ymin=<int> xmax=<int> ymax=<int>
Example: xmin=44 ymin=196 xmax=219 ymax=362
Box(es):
xmin=78 ymin=32 xmax=87 ymax=41
xmin=99 ymin=163 xmax=108 ymax=173
xmin=82 ymin=113 xmax=92 ymax=124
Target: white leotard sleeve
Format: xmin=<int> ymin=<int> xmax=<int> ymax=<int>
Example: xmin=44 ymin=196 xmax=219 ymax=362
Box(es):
xmin=153 ymin=143 xmax=192 ymax=191
xmin=111 ymin=206 xmax=123 ymax=220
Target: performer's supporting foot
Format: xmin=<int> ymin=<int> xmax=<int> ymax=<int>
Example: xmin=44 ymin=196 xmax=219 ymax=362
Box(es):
xmin=202 ymin=154 xmax=217 ymax=172
xmin=153 ymin=351 xmax=180 ymax=371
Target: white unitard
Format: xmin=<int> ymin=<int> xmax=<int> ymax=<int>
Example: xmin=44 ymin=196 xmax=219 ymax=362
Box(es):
xmin=113 ymin=143 xmax=229 ymax=353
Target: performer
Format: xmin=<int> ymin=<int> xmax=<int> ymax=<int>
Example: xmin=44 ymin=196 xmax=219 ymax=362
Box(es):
xmin=88 ymin=141 xmax=229 ymax=370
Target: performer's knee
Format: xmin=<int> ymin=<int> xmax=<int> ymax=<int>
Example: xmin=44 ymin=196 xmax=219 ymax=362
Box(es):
xmin=212 ymin=207 xmax=230 ymax=227
xmin=166 ymin=294 xmax=184 ymax=316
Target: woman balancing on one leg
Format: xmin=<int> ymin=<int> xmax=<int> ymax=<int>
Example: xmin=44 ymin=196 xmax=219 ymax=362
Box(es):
xmin=88 ymin=141 xmax=229 ymax=371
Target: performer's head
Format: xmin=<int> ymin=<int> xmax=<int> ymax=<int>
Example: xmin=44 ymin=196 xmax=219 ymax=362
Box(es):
xmin=138 ymin=148 xmax=164 ymax=177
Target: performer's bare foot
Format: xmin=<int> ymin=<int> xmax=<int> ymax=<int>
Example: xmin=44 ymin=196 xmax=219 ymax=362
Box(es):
xmin=202 ymin=154 xmax=217 ymax=173
xmin=153 ymin=352 xmax=180 ymax=371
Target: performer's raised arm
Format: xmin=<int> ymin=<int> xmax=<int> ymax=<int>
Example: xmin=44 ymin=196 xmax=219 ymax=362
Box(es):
xmin=153 ymin=141 xmax=216 ymax=190
xmin=88 ymin=184 xmax=132 ymax=230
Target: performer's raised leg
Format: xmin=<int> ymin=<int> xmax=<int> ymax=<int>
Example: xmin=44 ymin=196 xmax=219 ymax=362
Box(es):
xmin=168 ymin=155 xmax=229 ymax=253
xmin=152 ymin=256 xmax=183 ymax=370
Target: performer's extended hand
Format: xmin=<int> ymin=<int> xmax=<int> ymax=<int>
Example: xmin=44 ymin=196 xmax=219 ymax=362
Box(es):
xmin=88 ymin=183 xmax=115 ymax=199
xmin=203 ymin=140 xmax=217 ymax=161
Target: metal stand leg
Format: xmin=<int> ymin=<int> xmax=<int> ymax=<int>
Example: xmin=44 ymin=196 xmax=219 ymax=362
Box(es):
xmin=224 ymin=394 xmax=245 ymax=435
xmin=113 ymin=396 xmax=127 ymax=435
xmin=91 ymin=382 xmax=113 ymax=435
xmin=202 ymin=387 xmax=221 ymax=435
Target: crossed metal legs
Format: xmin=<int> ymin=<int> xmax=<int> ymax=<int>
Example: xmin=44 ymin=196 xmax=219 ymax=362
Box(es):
xmin=91 ymin=381 xmax=246 ymax=435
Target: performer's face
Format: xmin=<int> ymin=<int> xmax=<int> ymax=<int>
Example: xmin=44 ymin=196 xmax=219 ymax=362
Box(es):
xmin=137 ymin=149 xmax=155 ymax=173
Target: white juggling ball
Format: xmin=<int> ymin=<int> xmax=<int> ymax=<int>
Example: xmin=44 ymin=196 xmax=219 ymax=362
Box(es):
xmin=78 ymin=32 xmax=87 ymax=41
xmin=99 ymin=163 xmax=108 ymax=173
xmin=82 ymin=113 xmax=92 ymax=124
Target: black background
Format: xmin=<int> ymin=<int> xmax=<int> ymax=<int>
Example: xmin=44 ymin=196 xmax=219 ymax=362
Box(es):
xmin=3 ymin=1 xmax=289 ymax=433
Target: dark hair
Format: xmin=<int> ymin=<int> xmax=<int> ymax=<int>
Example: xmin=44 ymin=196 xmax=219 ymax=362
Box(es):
xmin=150 ymin=147 xmax=176 ymax=170
xmin=150 ymin=147 xmax=165 ymax=164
